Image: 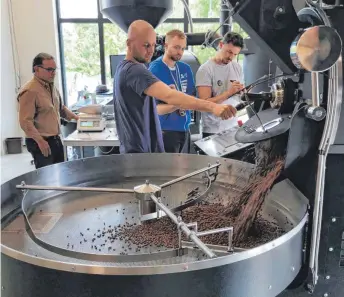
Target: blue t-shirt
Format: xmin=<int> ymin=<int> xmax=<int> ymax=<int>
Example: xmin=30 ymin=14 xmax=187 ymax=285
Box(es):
xmin=113 ymin=60 xmax=165 ymax=154
xmin=149 ymin=57 xmax=196 ymax=132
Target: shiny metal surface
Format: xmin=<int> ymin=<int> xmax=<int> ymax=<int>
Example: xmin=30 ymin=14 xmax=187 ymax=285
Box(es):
xmin=150 ymin=194 xmax=216 ymax=258
xmin=17 ymin=183 xmax=134 ymax=193
xmin=305 ymin=1 xmax=344 ymax=291
xmin=311 ymin=72 xmax=321 ymax=107
xmin=256 ymin=117 xmax=284 ymax=132
xmin=1 ymin=154 xmax=308 ymax=281
xmin=290 ymin=25 xmax=342 ymax=72
xmin=134 ymin=182 xmax=161 ymax=217
xmin=194 ymin=127 xmax=252 ymax=157
xmin=159 ymin=163 xmax=220 ymax=188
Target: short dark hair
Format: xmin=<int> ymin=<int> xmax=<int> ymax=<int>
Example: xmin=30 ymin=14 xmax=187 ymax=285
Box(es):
xmin=222 ymin=32 xmax=244 ymax=48
xmin=32 ymin=52 xmax=54 ymax=73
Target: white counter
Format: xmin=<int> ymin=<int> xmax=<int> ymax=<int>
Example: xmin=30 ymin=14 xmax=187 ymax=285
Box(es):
xmin=63 ymin=121 xmax=119 ymax=158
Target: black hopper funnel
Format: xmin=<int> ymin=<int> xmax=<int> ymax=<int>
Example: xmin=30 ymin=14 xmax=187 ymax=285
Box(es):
xmin=100 ymin=0 xmax=173 ymax=33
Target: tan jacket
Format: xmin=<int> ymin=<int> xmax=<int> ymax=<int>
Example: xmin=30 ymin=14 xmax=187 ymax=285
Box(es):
xmin=18 ymin=76 xmax=75 ymax=141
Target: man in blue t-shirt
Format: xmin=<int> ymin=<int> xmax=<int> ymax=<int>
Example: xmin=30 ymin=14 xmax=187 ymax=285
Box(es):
xmin=113 ymin=20 xmax=237 ymax=154
xmin=149 ymin=29 xmax=196 ymax=153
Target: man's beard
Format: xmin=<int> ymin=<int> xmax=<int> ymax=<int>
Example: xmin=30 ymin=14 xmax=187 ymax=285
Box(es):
xmin=170 ymin=54 xmax=182 ymax=62
xmin=221 ymin=58 xmax=232 ymax=65
xmin=134 ymin=55 xmax=148 ymax=64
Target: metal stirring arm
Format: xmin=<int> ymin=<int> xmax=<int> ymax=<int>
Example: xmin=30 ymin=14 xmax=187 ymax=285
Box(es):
xmin=16 ymin=182 xmax=135 ymax=194
xmin=150 ymin=194 xmax=217 ymax=259
xmin=159 ymin=163 xmax=220 ymax=189
xmin=16 ymin=162 xmax=221 ymax=194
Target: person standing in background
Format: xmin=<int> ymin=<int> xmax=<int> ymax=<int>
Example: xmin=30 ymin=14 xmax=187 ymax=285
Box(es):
xmin=149 ymin=29 xmax=196 ymax=153
xmin=113 ymin=20 xmax=237 ymax=154
xmin=196 ymin=32 xmax=245 ymax=138
xmin=18 ymin=53 xmax=78 ymax=169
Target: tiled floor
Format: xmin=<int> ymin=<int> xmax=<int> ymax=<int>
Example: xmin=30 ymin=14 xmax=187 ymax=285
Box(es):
xmin=1 ymin=149 xmax=35 ymax=184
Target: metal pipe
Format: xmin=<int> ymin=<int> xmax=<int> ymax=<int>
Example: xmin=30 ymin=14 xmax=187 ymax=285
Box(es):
xmin=196 ymin=227 xmax=232 ymax=237
xmin=160 ymin=163 xmax=220 ymax=188
xmin=305 ymin=1 xmax=343 ymax=292
xmin=197 ymin=227 xmax=233 ymax=252
xmin=311 ymin=72 xmax=321 ymax=107
xmin=150 ymin=194 xmax=216 ymax=258
xmin=220 ymin=1 xmax=231 ymax=36
xmin=16 ymin=184 xmax=135 ymax=194
xmin=180 ymin=0 xmax=193 ymax=33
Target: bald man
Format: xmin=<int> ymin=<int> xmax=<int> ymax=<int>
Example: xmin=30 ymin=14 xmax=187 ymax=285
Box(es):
xmin=113 ymin=20 xmax=237 ymax=154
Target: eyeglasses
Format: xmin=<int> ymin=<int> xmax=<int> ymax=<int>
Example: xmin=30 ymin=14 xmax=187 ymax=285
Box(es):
xmin=37 ymin=66 xmax=57 ymax=73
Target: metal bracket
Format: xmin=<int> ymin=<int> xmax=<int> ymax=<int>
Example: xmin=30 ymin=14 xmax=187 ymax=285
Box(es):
xmin=183 ymin=222 xmax=234 ymax=253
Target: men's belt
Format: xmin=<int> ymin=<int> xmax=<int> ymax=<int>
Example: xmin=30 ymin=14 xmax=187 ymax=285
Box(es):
xmin=42 ymin=135 xmax=60 ymax=140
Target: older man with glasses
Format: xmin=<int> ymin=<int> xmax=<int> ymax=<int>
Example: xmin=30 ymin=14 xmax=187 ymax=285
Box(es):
xmin=18 ymin=52 xmax=78 ymax=169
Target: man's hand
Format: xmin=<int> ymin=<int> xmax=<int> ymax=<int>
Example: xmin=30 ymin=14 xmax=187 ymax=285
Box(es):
xmin=37 ymin=139 xmax=51 ymax=157
xmin=228 ymin=81 xmax=244 ymax=96
xmin=212 ymin=105 xmax=237 ymax=120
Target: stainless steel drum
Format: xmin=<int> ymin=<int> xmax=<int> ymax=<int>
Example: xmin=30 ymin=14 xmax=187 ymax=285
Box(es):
xmin=1 ymin=154 xmax=309 ymax=297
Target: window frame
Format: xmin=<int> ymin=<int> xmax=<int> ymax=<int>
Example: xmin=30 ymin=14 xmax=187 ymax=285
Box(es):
xmin=55 ymin=0 xmax=222 ymax=105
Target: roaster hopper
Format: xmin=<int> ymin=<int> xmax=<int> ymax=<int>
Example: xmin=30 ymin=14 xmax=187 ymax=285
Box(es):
xmin=1 ymin=154 xmax=309 ymax=297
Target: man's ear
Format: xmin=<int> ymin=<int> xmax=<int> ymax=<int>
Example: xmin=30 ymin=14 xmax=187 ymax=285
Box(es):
xmin=218 ymin=41 xmax=224 ymax=49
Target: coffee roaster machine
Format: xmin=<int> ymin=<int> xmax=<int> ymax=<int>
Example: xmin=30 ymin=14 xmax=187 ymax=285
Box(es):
xmin=197 ymin=1 xmax=344 ymax=297
xmin=1 ymin=1 xmax=344 ymax=297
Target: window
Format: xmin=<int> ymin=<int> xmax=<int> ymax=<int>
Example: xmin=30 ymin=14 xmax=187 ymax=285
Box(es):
xmin=56 ymin=0 xmax=249 ymax=106
xmin=62 ymin=23 xmax=101 ymax=106
xmin=59 ymin=0 xmax=98 ymax=19
xmin=156 ymin=23 xmax=184 ymax=36
xmin=168 ymin=0 xmax=186 ymax=19
xmin=191 ymin=22 xmax=246 ymax=65
xmin=189 ymin=0 xmax=221 ymax=18
xmin=104 ymin=23 xmax=128 ymax=88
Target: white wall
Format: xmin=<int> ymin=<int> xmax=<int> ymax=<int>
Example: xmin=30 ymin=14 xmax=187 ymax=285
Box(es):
xmin=1 ymin=0 xmax=61 ymax=155
xmin=10 ymin=0 xmax=62 ymax=88
xmin=1 ymin=0 xmax=21 ymax=155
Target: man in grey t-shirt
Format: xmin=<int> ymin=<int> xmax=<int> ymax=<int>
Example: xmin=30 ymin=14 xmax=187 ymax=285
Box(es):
xmin=114 ymin=20 xmax=238 ymax=154
xmin=196 ymin=32 xmax=245 ymax=138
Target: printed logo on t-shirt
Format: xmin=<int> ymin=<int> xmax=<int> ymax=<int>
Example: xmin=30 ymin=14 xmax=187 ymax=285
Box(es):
xmin=217 ymin=80 xmax=223 ymax=86
xmin=181 ymin=73 xmax=188 ymax=80
xmin=181 ymin=73 xmax=188 ymax=93
xmin=181 ymin=82 xmax=188 ymax=93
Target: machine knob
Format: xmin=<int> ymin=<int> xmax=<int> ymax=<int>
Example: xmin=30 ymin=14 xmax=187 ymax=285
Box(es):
xmin=305 ymin=106 xmax=327 ymax=122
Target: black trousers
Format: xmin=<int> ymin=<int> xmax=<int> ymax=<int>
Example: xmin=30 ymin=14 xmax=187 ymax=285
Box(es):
xmin=26 ymin=136 xmax=64 ymax=169
xmin=162 ymin=130 xmax=191 ymax=153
